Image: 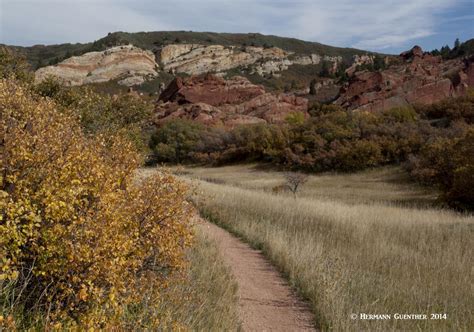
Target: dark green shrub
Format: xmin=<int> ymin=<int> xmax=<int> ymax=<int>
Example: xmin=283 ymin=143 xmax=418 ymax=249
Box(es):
xmin=150 ymin=119 xmax=206 ymax=163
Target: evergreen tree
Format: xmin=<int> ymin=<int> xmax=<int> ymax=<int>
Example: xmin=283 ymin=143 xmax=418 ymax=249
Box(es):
xmin=454 ymin=38 xmax=461 ymax=49
xmin=309 ymin=79 xmax=317 ymax=95
xmin=440 ymin=45 xmax=451 ymax=59
xmin=319 ymin=61 xmax=330 ymax=77
xmin=373 ymin=55 xmax=386 ymax=71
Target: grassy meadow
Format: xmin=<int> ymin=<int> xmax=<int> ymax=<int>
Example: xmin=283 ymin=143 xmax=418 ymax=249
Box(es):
xmin=181 ymin=164 xmax=474 ymax=331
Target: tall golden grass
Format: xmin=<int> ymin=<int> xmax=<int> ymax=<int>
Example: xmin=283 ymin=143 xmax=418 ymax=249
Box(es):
xmin=121 ymin=229 xmax=240 ymax=331
xmin=189 ymin=165 xmax=473 ymax=331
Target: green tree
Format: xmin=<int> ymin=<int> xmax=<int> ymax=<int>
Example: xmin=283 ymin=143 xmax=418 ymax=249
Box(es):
xmin=150 ymin=119 xmax=205 ymax=163
xmin=309 ymin=79 xmax=317 ymax=95
xmin=0 ymin=47 xmax=33 ymax=83
xmin=286 ymin=112 xmax=306 ymax=126
xmin=454 ymin=38 xmax=461 ymax=49
xmin=373 ymin=55 xmax=386 ymax=71
xmin=409 ymin=128 xmax=474 ymax=210
xmin=319 ymin=61 xmax=330 ymax=77
xmin=440 ymin=45 xmax=451 ymax=59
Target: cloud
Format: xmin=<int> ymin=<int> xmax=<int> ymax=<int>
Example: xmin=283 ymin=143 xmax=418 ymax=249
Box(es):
xmin=288 ymin=0 xmax=458 ymax=50
xmin=0 ymin=0 xmax=173 ymax=45
xmin=0 ymin=0 xmax=468 ymax=52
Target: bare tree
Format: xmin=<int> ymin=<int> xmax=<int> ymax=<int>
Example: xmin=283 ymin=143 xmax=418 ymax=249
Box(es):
xmin=284 ymin=172 xmax=309 ymax=198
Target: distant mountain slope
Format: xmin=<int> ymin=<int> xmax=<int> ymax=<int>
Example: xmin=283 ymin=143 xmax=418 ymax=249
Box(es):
xmin=8 ymin=31 xmax=374 ymax=70
xmin=5 ymin=32 xmax=473 ymax=99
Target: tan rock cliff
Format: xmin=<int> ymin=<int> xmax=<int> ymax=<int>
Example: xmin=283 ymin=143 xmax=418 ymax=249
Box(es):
xmin=35 ymin=45 xmax=159 ymax=86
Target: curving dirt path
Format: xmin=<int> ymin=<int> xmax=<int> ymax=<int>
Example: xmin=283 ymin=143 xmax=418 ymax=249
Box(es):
xmin=198 ymin=220 xmax=316 ymax=332
xmin=136 ymin=168 xmax=315 ymax=331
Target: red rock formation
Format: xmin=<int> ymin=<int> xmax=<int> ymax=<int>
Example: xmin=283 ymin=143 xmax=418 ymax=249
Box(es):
xmin=159 ymin=74 xmax=265 ymax=106
xmin=155 ymin=74 xmax=308 ymax=127
xmin=454 ymin=56 xmax=474 ymax=94
xmin=159 ymin=76 xmax=184 ymax=102
xmin=336 ymin=46 xmax=473 ymax=112
xmin=400 ymin=45 xmax=424 ymax=60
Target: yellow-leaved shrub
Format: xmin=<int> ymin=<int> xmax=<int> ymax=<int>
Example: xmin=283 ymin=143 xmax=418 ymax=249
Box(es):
xmin=0 ymin=78 xmax=193 ymax=329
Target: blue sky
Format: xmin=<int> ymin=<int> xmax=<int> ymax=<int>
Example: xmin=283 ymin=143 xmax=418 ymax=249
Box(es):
xmin=1 ymin=0 xmax=473 ymax=54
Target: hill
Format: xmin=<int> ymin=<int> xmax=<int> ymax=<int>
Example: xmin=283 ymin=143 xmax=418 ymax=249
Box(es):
xmin=8 ymin=31 xmax=373 ymax=69
xmin=5 ymin=31 xmax=381 ymax=95
xmin=5 ymin=32 xmax=473 ymax=103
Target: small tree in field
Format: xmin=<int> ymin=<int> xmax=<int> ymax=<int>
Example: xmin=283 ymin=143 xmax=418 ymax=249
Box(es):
xmin=284 ymin=172 xmax=309 ymax=198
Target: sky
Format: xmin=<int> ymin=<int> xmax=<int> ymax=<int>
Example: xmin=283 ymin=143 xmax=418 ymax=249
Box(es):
xmin=1 ymin=0 xmax=473 ymax=54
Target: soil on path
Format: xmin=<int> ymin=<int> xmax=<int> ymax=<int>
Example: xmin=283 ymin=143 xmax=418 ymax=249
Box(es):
xmin=136 ymin=168 xmax=315 ymax=331
xmin=198 ymin=220 xmax=316 ymax=332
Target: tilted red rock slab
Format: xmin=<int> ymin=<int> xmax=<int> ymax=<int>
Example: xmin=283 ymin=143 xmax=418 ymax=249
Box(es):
xmin=155 ymin=74 xmax=309 ymax=127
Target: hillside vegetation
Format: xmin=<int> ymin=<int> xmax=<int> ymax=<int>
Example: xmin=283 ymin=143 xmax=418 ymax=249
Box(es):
xmin=151 ymin=94 xmax=474 ymax=209
xmin=8 ymin=31 xmax=372 ymax=70
xmin=4 ymin=45 xmax=473 ymax=210
xmin=0 ymin=46 xmax=239 ymax=330
xmin=187 ymin=165 xmax=474 ymax=331
xmin=5 ymin=31 xmax=378 ymax=94
xmin=1 ymin=76 xmax=192 ymax=329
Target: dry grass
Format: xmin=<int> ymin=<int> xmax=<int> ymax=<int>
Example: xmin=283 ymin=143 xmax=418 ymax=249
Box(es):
xmin=180 ymin=164 xmax=438 ymax=207
xmin=185 ymin=164 xmax=474 ymax=331
xmin=147 ymin=229 xmax=240 ymax=331
xmin=133 ymin=167 xmax=240 ymax=330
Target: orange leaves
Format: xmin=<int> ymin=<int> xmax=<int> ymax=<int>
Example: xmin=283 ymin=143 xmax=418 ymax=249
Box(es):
xmin=0 ymin=78 xmax=193 ymax=328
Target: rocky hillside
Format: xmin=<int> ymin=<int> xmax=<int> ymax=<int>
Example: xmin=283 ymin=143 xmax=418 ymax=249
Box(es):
xmin=9 ymin=31 xmax=369 ymax=69
xmin=336 ymin=46 xmax=474 ymax=112
xmin=9 ymin=31 xmax=474 ymax=115
xmin=155 ymin=74 xmax=308 ymax=127
xmin=9 ymin=31 xmax=376 ymax=92
xmin=158 ymin=43 xmax=343 ymax=76
xmin=34 ymin=41 xmax=346 ymax=88
xmin=35 ymin=45 xmax=159 ymax=86
xmin=154 ymin=44 xmax=474 ymax=127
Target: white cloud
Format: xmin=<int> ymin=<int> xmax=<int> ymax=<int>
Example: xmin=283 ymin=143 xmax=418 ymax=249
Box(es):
xmin=0 ymin=0 xmax=173 ymax=45
xmin=0 ymin=0 xmax=465 ymax=52
xmin=288 ymin=0 xmax=458 ymax=50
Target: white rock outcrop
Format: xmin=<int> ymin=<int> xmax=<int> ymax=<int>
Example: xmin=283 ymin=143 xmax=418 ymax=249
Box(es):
xmin=34 ymin=43 xmax=347 ymax=87
xmin=158 ymin=44 xmax=342 ymax=77
xmin=159 ymin=44 xmax=291 ymax=76
xmin=35 ymin=45 xmax=159 ymax=86
xmin=345 ymin=54 xmax=375 ymax=76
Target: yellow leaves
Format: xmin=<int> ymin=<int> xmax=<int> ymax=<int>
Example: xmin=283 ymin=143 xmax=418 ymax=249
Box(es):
xmin=0 ymin=314 xmax=16 ymax=331
xmin=1 ymin=78 xmax=194 ymax=329
xmin=78 ymin=285 xmax=89 ymax=301
xmin=108 ymin=289 xmax=116 ymax=303
xmin=52 ymin=322 xmax=63 ymax=330
xmin=0 ymin=268 xmax=18 ymax=281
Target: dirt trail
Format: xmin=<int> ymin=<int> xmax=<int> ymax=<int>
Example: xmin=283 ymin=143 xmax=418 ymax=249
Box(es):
xmin=136 ymin=168 xmax=315 ymax=331
xmin=198 ymin=220 xmax=316 ymax=332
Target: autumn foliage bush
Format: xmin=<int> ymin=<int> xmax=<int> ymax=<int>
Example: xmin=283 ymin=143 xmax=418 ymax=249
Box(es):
xmin=407 ymin=126 xmax=474 ymax=210
xmin=34 ymin=76 xmax=154 ymax=153
xmin=0 ymin=79 xmax=193 ymax=329
xmin=150 ymin=106 xmax=430 ymax=171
